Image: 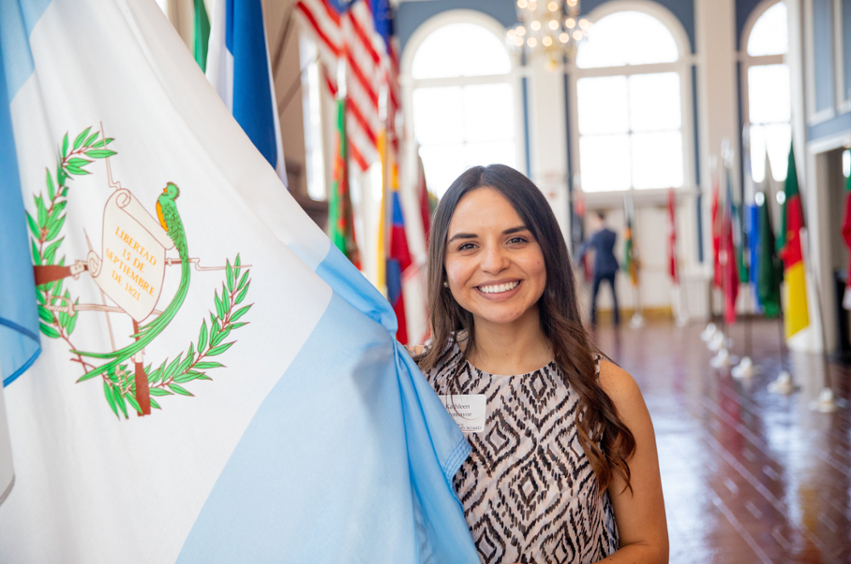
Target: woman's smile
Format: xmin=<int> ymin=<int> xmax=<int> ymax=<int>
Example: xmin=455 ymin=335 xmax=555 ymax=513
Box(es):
xmin=476 ymin=280 xmax=520 ymax=295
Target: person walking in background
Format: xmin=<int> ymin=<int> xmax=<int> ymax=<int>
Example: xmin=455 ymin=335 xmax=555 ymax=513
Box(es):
xmin=579 ymin=211 xmax=620 ymax=326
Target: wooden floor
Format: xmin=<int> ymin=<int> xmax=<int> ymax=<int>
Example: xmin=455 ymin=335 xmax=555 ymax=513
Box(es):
xmin=591 ymin=317 xmax=851 ymax=564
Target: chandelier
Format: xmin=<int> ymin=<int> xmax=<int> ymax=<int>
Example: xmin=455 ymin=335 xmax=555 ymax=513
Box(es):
xmin=507 ymin=0 xmax=591 ymax=69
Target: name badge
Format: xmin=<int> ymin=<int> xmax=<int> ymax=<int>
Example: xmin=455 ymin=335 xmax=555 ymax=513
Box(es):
xmin=438 ymin=394 xmax=486 ymax=433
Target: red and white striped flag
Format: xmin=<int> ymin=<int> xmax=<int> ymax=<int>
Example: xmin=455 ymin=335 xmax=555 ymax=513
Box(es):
xmin=295 ymin=0 xmax=398 ymax=172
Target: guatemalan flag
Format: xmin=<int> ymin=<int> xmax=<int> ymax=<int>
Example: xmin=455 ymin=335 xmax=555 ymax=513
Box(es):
xmin=0 ymin=1 xmax=479 ymax=562
xmin=206 ymin=0 xmax=287 ymax=187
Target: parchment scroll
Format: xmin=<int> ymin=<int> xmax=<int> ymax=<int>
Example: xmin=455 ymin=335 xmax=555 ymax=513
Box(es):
xmin=87 ymin=189 xmax=174 ymax=322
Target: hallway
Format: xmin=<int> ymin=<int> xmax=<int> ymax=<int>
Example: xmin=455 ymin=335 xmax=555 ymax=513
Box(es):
xmin=593 ymin=318 xmax=851 ymax=564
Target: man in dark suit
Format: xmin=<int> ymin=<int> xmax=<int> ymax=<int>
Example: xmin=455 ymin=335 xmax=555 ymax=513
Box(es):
xmin=578 ymin=212 xmax=620 ymax=326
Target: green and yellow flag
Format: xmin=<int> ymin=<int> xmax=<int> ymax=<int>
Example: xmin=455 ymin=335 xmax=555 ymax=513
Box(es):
xmin=778 ymin=144 xmax=809 ymax=338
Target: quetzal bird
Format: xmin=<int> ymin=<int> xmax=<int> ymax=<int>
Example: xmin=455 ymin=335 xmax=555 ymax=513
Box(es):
xmin=74 ymin=182 xmax=190 ymax=382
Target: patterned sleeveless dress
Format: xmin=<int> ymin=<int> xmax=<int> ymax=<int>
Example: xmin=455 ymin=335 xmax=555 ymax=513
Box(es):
xmin=422 ymin=343 xmax=619 ymax=564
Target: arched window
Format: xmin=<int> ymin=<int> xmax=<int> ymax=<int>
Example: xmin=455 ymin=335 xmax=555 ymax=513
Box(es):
xmin=571 ymin=6 xmax=691 ymax=193
xmin=402 ymin=13 xmax=522 ymax=197
xmin=741 ymin=1 xmax=789 ymax=182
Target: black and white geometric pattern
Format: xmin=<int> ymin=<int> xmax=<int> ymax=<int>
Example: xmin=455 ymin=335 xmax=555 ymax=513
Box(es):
xmin=424 ymin=345 xmax=619 ymax=564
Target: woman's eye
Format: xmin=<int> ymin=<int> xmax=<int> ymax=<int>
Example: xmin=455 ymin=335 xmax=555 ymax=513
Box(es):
xmin=508 ymin=237 xmax=528 ymax=245
xmin=458 ymin=242 xmax=476 ymax=251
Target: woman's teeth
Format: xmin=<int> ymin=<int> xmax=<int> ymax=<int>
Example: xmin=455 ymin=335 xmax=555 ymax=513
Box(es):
xmin=478 ymin=281 xmax=520 ymax=294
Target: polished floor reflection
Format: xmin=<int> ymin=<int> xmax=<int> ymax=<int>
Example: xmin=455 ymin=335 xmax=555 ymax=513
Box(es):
xmin=592 ymin=317 xmax=851 ymax=564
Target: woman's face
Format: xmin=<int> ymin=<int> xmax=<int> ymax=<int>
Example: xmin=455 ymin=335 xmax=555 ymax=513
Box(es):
xmin=444 ymin=187 xmax=547 ymax=329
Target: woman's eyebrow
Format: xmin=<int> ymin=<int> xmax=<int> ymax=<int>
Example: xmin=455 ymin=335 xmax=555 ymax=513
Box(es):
xmin=448 ymin=226 xmax=528 ymax=243
xmin=448 ymin=232 xmax=476 ymax=243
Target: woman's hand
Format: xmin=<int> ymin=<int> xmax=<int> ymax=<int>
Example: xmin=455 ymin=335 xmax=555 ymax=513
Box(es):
xmin=596 ymin=360 xmax=669 ymax=563
xmin=405 ymin=344 xmax=424 ymax=357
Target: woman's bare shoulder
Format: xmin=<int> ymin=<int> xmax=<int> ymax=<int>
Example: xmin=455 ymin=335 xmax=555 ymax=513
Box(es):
xmin=598 ymin=359 xmax=643 ymax=410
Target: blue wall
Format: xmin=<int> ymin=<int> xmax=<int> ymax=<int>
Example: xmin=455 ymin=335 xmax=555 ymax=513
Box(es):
xmin=808 ymin=0 xmax=851 ymax=141
xmin=737 ymin=0 xmax=851 ymax=142
xmin=812 ymin=0 xmax=836 ymax=114
xmin=396 ymin=0 xmax=695 ymax=55
xmin=396 ymin=0 xmax=517 ymax=54
xmin=579 ymin=0 xmax=694 ymax=52
xmin=809 ymin=114 xmax=851 ymax=141
xmin=735 ymin=0 xmax=763 ymax=50
xmin=843 ymin=0 xmax=851 ymax=105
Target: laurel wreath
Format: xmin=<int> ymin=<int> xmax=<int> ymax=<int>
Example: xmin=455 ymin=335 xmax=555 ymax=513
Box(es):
xmin=114 ymin=256 xmax=252 ymax=418
xmin=30 ymin=127 xmax=116 ymax=347
xmin=29 ymin=127 xmax=252 ymax=418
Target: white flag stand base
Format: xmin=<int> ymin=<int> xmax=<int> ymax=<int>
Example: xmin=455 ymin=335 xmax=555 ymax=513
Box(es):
xmin=731 ymin=356 xmax=756 ymax=378
xmin=710 ymin=347 xmax=736 ymax=368
xmin=808 ymin=387 xmax=848 ymax=413
xmin=767 ymin=371 xmax=797 ymax=394
xmin=629 ymin=313 xmax=646 ymax=329
xmin=708 ymin=331 xmax=730 ymax=352
xmin=701 ymin=323 xmax=717 ymax=341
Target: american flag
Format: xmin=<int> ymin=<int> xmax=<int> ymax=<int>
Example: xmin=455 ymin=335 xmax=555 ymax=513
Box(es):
xmin=296 ymin=0 xmax=401 ymax=172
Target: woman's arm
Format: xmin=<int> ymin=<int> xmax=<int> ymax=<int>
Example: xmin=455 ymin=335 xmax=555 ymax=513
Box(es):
xmin=597 ymin=360 xmax=669 ymax=564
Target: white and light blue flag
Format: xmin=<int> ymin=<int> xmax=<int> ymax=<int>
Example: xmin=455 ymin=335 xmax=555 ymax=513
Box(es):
xmin=206 ymin=0 xmax=287 ymax=187
xmin=0 ymin=0 xmax=477 ymax=562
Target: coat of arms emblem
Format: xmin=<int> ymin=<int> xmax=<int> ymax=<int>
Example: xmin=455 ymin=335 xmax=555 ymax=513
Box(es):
xmin=29 ymin=125 xmax=252 ymax=418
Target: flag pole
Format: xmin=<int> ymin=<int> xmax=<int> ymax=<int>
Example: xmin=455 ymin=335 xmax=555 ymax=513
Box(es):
xmin=710 ymin=213 xmax=731 ymax=365
xmin=734 ymin=127 xmax=756 ymax=377
xmin=801 ymin=228 xmax=847 ymax=411
xmin=626 ymin=188 xmax=645 ymax=328
xmin=670 ymin=189 xmax=689 ymax=326
xmin=700 ymin=155 xmax=718 ymax=343
xmin=710 ymin=149 xmax=734 ymax=364
xmin=676 ymin=273 xmax=690 ymax=326
xmin=732 ymin=285 xmax=754 ymax=377
xmin=768 ymin=305 xmax=797 ymax=393
xmin=703 ymin=156 xmax=721 ymax=344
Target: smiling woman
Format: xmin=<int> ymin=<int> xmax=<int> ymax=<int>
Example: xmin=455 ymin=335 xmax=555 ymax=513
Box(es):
xmin=414 ymin=164 xmax=668 ymax=564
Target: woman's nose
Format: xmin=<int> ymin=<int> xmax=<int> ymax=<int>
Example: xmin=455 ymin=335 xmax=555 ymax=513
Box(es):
xmin=481 ymin=244 xmax=508 ymax=273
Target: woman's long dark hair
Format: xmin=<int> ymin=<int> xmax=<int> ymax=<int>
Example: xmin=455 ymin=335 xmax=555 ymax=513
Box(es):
xmin=417 ymin=164 xmax=635 ymax=494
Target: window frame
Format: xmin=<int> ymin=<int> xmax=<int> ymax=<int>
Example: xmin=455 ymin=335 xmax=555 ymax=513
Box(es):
xmin=566 ymin=0 xmax=696 ymax=201
xmin=400 ymin=10 xmax=527 ymax=194
xmin=739 ymin=0 xmax=790 ymax=182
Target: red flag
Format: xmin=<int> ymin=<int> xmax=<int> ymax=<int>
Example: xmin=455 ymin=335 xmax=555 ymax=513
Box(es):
xmin=667 ymin=188 xmax=678 ymax=283
xmin=711 ymin=174 xmax=722 ymax=289
xmin=721 ymin=176 xmax=739 ymax=324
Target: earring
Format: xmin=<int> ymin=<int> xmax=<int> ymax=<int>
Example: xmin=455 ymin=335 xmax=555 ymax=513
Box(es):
xmin=443 ymin=281 xmax=449 ymax=288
